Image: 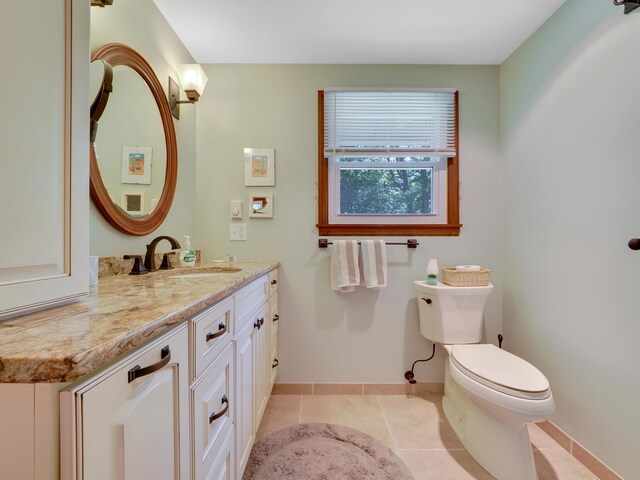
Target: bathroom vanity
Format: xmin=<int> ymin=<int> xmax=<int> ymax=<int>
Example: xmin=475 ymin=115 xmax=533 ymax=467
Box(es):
xmin=0 ymin=261 xmax=279 ymax=480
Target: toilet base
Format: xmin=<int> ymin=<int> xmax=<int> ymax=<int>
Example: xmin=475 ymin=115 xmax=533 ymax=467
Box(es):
xmin=443 ymin=367 xmax=538 ymax=480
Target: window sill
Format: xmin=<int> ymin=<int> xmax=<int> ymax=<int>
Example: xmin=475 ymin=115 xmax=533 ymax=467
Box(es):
xmin=316 ymin=223 xmax=462 ymax=236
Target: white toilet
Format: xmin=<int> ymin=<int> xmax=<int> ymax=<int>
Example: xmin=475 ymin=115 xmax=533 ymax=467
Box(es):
xmin=414 ymin=280 xmax=554 ymax=480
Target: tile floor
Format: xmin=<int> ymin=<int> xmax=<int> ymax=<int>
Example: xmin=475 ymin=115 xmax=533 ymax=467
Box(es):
xmin=255 ymin=393 xmax=599 ymax=480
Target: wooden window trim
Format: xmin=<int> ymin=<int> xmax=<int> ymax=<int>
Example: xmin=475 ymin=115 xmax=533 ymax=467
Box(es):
xmin=316 ymin=90 xmax=462 ymax=237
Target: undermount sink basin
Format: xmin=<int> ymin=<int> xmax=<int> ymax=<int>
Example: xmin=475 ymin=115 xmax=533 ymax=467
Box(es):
xmin=167 ymin=266 xmax=242 ymax=279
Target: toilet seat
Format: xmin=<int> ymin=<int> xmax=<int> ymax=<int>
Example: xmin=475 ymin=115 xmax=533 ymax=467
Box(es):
xmin=450 ymin=344 xmax=551 ymax=400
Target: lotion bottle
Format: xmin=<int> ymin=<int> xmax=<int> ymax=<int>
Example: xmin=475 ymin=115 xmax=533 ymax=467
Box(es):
xmin=179 ymin=235 xmax=196 ymax=267
xmin=426 ymin=259 xmax=439 ymax=285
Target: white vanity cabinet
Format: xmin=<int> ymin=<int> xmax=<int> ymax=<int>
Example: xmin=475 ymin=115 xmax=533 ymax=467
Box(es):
xmin=6 ymin=267 xmax=279 ymax=480
xmin=60 ymin=324 xmax=190 ymax=480
xmin=189 ymin=270 xmax=277 ymax=480
xmin=0 ymin=0 xmax=89 ymax=320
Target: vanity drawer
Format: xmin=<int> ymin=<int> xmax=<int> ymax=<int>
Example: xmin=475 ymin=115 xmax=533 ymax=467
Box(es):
xmin=191 ymin=297 xmax=234 ymax=381
xmin=205 ymin=426 xmax=234 ymax=480
xmin=192 ymin=344 xmax=234 ymax=480
xmin=235 ymin=275 xmax=268 ymax=330
xmin=268 ymin=268 xmax=278 ymax=298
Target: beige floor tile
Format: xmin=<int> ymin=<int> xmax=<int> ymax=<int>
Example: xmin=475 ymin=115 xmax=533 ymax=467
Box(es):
xmin=529 ymin=423 xmax=566 ymax=451
xmin=255 ymin=394 xmax=605 ymax=480
xmin=255 ymin=395 xmax=301 ymax=440
xmin=300 ymin=395 xmax=395 ymax=448
xmin=534 ymin=449 xmax=599 ymax=480
xmin=378 ymin=394 xmax=463 ymax=450
xmin=397 ymin=449 xmax=494 ymax=480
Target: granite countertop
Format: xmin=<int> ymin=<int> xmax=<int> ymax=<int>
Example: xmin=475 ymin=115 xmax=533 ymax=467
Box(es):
xmin=0 ymin=261 xmax=278 ymax=384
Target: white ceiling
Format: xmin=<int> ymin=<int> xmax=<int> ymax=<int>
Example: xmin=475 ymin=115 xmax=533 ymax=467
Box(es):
xmin=153 ymin=0 xmax=566 ymax=65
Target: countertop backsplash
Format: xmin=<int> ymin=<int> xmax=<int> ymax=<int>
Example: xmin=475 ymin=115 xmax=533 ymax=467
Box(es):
xmin=98 ymin=250 xmax=202 ymax=277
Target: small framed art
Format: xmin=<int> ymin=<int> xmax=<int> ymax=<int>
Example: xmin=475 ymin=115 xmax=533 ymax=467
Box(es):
xmin=244 ymin=148 xmax=275 ymax=186
xmin=121 ymin=146 xmax=152 ymax=184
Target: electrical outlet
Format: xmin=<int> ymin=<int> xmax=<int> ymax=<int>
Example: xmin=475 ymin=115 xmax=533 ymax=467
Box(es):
xmin=229 ymin=223 xmax=247 ymax=241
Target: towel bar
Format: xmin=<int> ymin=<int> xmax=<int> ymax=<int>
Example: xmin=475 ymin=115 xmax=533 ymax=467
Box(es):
xmin=318 ymin=239 xmax=418 ymax=249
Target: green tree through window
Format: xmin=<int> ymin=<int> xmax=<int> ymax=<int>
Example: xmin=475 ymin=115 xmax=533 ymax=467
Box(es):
xmin=337 ymin=157 xmax=433 ymax=215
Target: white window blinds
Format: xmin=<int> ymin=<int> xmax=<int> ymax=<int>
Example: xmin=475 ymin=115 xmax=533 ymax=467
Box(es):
xmin=324 ymin=90 xmax=456 ymax=157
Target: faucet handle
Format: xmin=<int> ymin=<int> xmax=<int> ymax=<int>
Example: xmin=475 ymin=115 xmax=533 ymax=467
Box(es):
xmin=160 ymin=252 xmax=176 ymax=270
xmin=124 ymin=255 xmax=149 ymax=275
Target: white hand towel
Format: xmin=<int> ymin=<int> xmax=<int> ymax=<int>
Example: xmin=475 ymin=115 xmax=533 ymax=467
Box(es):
xmin=331 ymin=240 xmax=360 ymax=292
xmin=361 ymin=240 xmax=387 ymax=288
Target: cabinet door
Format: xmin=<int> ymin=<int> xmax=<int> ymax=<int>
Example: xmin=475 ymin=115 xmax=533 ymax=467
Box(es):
xmin=62 ymin=326 xmax=189 ymax=480
xmin=254 ymin=303 xmax=269 ymax=428
xmin=0 ymin=0 xmax=89 ymax=320
xmin=234 ymin=321 xmax=255 ymax=477
xmin=270 ymin=337 xmax=279 ymax=391
xmin=267 ymin=286 xmax=279 ymax=396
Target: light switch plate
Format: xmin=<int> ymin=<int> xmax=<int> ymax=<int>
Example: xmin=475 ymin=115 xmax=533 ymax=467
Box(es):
xmin=230 ymin=200 xmax=243 ymax=219
xmin=229 ymin=223 xmax=247 ymax=241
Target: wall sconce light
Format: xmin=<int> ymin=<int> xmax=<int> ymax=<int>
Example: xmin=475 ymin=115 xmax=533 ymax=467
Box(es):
xmin=613 ymin=0 xmax=640 ymax=14
xmin=169 ymin=64 xmax=208 ymax=120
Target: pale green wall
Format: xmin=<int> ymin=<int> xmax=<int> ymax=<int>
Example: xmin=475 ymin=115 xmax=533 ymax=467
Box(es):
xmin=196 ymin=65 xmax=502 ymax=382
xmin=89 ymin=0 xmax=197 ymax=255
xmin=501 ymin=1 xmax=639 ymax=477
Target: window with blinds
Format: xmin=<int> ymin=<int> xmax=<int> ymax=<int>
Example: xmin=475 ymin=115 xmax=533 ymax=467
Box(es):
xmin=318 ymin=89 xmax=461 ymax=236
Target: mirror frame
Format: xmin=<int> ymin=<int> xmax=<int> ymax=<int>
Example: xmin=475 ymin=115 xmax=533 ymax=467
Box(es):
xmin=89 ymin=43 xmax=178 ymax=236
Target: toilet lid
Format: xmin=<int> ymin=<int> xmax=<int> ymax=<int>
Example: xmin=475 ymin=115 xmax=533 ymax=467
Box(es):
xmin=451 ymin=344 xmax=550 ymax=400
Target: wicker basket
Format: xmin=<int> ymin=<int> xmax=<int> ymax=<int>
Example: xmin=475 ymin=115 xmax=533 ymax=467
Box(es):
xmin=442 ymin=267 xmax=490 ymax=287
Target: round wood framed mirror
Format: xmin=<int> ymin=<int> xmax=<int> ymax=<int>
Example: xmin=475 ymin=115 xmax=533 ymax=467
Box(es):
xmin=90 ymin=43 xmax=177 ymax=236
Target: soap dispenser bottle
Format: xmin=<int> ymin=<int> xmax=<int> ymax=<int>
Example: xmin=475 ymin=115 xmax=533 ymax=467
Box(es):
xmin=179 ymin=235 xmax=196 ymax=267
xmin=426 ymin=259 xmax=439 ymax=285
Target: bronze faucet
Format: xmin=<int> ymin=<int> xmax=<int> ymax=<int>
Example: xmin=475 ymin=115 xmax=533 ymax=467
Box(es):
xmin=144 ymin=236 xmax=181 ymax=271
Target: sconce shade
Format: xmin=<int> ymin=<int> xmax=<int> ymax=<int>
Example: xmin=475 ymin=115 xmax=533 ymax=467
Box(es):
xmin=176 ymin=64 xmax=208 ymax=100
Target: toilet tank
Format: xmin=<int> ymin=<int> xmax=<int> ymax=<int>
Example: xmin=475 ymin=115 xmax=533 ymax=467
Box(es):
xmin=414 ymin=281 xmax=493 ymax=344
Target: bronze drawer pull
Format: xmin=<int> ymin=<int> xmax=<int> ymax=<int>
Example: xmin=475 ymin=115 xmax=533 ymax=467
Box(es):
xmin=206 ymin=323 xmax=226 ymax=342
xmin=273 ymin=314 xmax=279 ymax=322
xmin=271 ymin=279 xmax=277 ymax=285
xmin=128 ymin=346 xmax=171 ymax=383
xmin=272 ymin=358 xmax=279 ymax=368
xmin=209 ymin=395 xmax=229 ymax=424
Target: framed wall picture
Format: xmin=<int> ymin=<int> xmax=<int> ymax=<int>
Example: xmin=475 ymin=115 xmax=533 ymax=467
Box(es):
xmin=249 ymin=193 xmax=273 ymax=218
xmin=121 ymin=146 xmax=152 ymax=184
xmin=244 ymin=148 xmax=275 ymax=186
xmin=121 ymin=191 xmax=145 ymax=215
